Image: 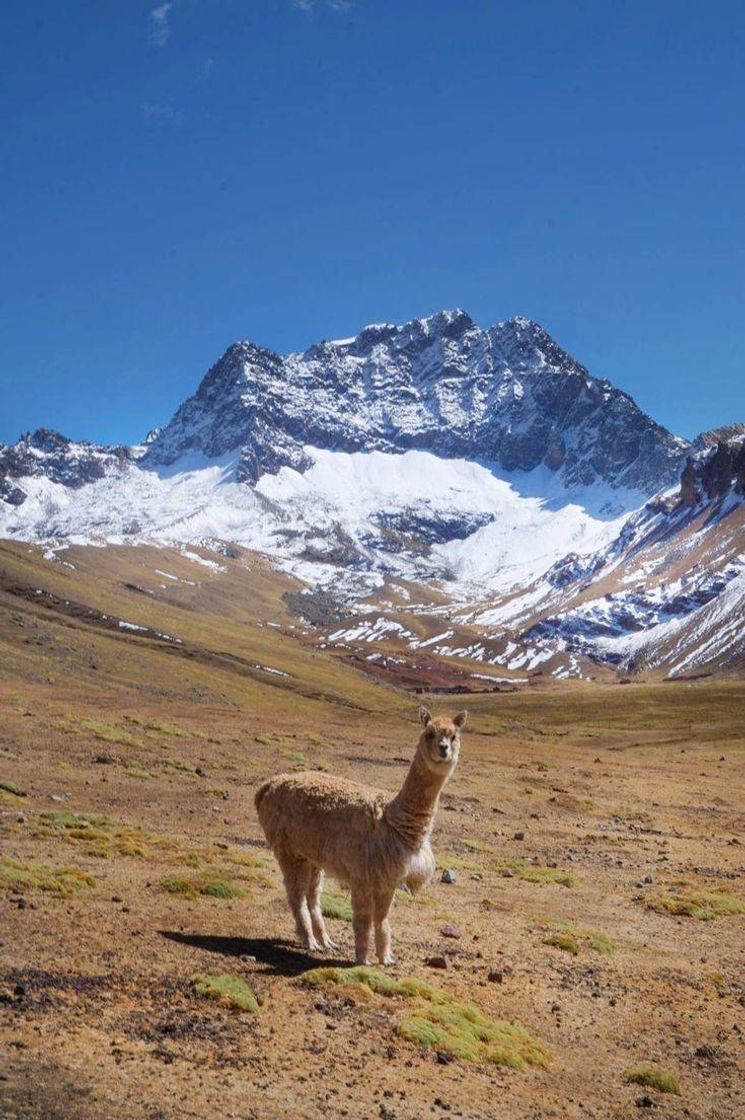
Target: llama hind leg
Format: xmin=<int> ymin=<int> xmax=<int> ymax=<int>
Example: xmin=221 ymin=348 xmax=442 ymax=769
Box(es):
xmin=351 ymin=886 xmax=373 ymax=965
xmin=307 ymin=868 xmax=337 ymax=952
xmin=374 ymin=888 xmax=396 ymax=966
xmin=276 ymin=851 xmax=320 ymax=952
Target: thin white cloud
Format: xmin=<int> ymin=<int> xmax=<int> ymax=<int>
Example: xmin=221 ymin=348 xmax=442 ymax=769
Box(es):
xmin=140 ymin=101 xmax=181 ymax=124
xmin=293 ymin=0 xmax=354 ymax=12
xmin=198 ymin=56 xmax=215 ymax=82
xmin=149 ymin=2 xmax=173 ymax=47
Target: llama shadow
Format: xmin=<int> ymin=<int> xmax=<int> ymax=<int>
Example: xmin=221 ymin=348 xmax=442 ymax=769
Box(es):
xmin=159 ymin=931 xmax=349 ymax=976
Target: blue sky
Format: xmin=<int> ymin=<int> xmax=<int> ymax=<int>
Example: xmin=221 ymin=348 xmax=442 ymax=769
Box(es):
xmin=1 ymin=0 xmax=744 ymax=447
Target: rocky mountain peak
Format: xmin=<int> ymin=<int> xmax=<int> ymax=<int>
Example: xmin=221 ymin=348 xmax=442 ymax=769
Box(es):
xmin=142 ymin=311 xmax=689 ymax=492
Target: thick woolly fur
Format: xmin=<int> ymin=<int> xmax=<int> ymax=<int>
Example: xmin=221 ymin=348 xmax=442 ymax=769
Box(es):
xmin=255 ymin=708 xmax=467 ymax=965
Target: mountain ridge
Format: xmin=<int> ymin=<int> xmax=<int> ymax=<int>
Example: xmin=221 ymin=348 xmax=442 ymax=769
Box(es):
xmin=1 ymin=310 xmax=742 ymax=682
xmin=142 ymin=310 xmax=690 ymax=492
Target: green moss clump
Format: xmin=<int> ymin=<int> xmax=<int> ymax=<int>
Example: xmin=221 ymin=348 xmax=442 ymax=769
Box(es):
xmin=38 ymin=810 xmax=153 ymax=858
xmin=162 ymin=872 xmax=246 ymax=899
xmin=124 ymin=766 xmax=153 ymax=780
xmin=541 ymin=918 xmax=614 ymax=954
xmin=162 ymin=758 xmax=198 ymax=774
xmin=626 ymin=1065 xmax=680 ymax=1094
xmin=651 ymin=887 xmax=745 ymax=920
xmin=320 ymin=892 xmax=353 ymax=921
xmin=543 ymin=933 xmax=579 ymax=955
xmin=587 ymin=932 xmax=615 ymax=954
xmin=436 ymin=854 xmax=479 ymax=872
xmin=192 ymin=973 xmax=259 ymax=1012
xmin=464 ymin=839 xmax=494 ymax=854
xmin=0 ymin=856 xmax=95 ymax=897
xmin=55 ymin=716 xmax=144 ymax=749
xmin=301 ymin=966 xmax=551 ymax=1070
xmin=501 ymin=860 xmax=579 ymax=888
xmin=0 ymin=779 xmax=26 ymax=797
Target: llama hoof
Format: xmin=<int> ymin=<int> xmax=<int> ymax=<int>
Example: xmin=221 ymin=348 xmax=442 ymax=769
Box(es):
xmin=302 ymin=937 xmax=323 ymax=952
xmin=355 ymin=957 xmax=371 ymax=966
xmin=322 ymin=939 xmax=339 ymax=952
xmin=381 ymin=955 xmax=396 ymax=966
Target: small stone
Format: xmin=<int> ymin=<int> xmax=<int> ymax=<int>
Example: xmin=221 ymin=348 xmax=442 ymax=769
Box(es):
xmin=111 ymin=895 xmax=123 ymax=903
xmin=440 ymin=869 xmax=457 ymax=884
xmin=16 ymin=814 xmax=26 ymax=825
xmin=435 ymin=1051 xmax=453 ymax=1065
xmin=500 ymin=868 xmax=514 ymax=878
xmin=440 ymin=924 xmax=461 ymax=939
xmin=13 ymin=984 xmax=26 ymax=997
xmin=636 ymin=1096 xmax=655 ymax=1109
xmin=195 ymin=767 xmax=205 ymax=777
xmin=426 ymin=955 xmax=450 ymax=970
xmin=16 ymin=898 xmax=26 ymax=910
xmin=643 ymin=874 xmax=654 ymax=884
xmin=487 ymin=969 xmax=503 ymax=983
xmin=513 ymin=831 xmax=525 ymax=841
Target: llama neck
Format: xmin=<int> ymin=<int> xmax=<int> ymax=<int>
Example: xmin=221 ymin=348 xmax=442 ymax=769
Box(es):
xmin=385 ymin=750 xmax=450 ymax=849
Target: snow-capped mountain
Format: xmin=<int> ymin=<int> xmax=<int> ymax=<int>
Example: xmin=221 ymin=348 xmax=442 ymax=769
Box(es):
xmin=1 ymin=310 xmax=742 ymax=680
xmin=145 ymin=311 xmax=688 ymax=491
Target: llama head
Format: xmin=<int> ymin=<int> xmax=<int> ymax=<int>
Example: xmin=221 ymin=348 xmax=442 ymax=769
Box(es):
xmin=418 ymin=707 xmax=467 ymax=772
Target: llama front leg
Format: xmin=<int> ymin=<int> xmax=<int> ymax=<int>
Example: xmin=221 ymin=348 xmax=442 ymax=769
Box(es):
xmin=374 ymin=888 xmax=396 ymax=966
xmin=351 ymin=887 xmax=373 ymax=965
xmin=277 ymin=851 xmax=321 ymax=952
xmin=307 ymin=868 xmax=337 ymax=951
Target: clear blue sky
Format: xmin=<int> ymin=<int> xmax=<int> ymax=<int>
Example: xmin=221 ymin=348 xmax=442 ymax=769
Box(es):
xmin=1 ymin=0 xmax=744 ymax=447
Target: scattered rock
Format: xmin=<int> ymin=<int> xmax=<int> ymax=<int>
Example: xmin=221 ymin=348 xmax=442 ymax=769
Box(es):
xmin=635 ymin=1096 xmax=655 ymax=1109
xmin=643 ymin=874 xmax=654 ymax=884
xmin=435 ymin=1051 xmax=453 ymax=1065
xmin=440 ymin=924 xmax=461 ymax=939
xmin=487 ymin=969 xmax=503 ymax=984
xmin=426 ymin=955 xmax=450 ymax=970
xmin=440 ymin=869 xmax=457 ymax=884
xmin=513 ymin=831 xmax=525 ymax=841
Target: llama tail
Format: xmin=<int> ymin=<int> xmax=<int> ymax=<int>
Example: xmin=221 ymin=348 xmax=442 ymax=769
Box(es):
xmin=254 ymin=778 xmax=273 ymax=815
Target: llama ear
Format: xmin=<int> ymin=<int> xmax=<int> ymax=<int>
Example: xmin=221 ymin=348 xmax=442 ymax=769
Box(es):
xmin=453 ymin=710 xmax=468 ymax=729
xmin=419 ymin=706 xmax=432 ymax=726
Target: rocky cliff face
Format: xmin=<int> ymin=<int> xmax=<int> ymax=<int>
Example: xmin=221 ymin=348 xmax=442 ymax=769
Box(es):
xmin=677 ymin=436 xmax=745 ymax=506
xmin=0 ymin=429 xmax=135 ymax=505
xmin=144 ymin=311 xmax=689 ymax=492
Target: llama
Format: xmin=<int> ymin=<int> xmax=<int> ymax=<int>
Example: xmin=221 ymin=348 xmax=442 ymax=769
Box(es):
xmin=255 ymin=707 xmax=467 ymax=965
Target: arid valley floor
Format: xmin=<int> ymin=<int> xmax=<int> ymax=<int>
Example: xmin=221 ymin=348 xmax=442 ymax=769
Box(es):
xmin=0 ymin=541 xmax=743 ymax=1120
